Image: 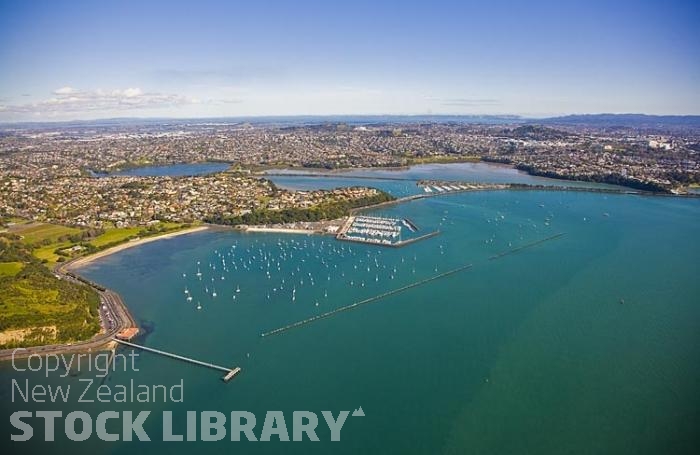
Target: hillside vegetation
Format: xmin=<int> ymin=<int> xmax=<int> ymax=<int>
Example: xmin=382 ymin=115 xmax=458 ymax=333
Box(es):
xmin=205 ymin=190 xmax=394 ymax=225
xmin=0 ymin=235 xmax=100 ymax=348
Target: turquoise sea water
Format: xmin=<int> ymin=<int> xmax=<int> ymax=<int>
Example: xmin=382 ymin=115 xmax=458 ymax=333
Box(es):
xmin=2 ymin=165 xmax=699 ymax=454
xmin=266 ymin=162 xmax=627 ymax=196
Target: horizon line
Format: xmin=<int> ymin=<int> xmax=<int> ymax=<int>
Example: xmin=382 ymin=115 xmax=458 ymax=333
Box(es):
xmin=2 ymin=112 xmax=700 ymax=126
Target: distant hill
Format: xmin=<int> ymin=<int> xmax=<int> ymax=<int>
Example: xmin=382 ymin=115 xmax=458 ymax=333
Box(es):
xmin=539 ymin=114 xmax=700 ymax=129
xmin=3 ymin=113 xmax=700 ymax=131
xmin=0 ymin=114 xmax=524 ymax=130
xmin=507 ymin=125 xmax=569 ymax=140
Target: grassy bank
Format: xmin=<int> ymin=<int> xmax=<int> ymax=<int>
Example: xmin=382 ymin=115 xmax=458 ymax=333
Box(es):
xmin=6 ymin=220 xmax=192 ymax=266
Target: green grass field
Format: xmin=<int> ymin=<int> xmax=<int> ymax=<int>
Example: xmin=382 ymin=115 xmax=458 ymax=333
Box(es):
xmin=9 ymin=222 xmax=82 ymax=245
xmin=88 ymin=227 xmax=143 ymax=247
xmin=5 ymin=219 xmax=191 ymax=267
xmin=32 ymin=242 xmax=73 ymax=265
xmin=88 ymin=222 xmax=188 ymax=248
xmin=0 ymin=262 xmax=24 ymax=277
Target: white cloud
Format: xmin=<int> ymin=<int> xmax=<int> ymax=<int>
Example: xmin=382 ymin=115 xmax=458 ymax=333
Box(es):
xmin=0 ymin=87 xmax=198 ymax=118
xmin=122 ymin=87 xmax=143 ymax=98
xmin=53 ymin=86 xmax=77 ymax=95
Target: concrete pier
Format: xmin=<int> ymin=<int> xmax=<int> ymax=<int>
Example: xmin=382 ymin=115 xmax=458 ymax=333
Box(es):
xmin=113 ymin=338 xmax=241 ymax=381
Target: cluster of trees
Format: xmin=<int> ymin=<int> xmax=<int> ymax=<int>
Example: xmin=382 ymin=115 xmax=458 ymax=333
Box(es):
xmin=665 ymin=170 xmax=700 ymax=186
xmin=57 ymin=228 xmax=105 ymax=244
xmin=515 ymin=164 xmax=671 ymax=193
xmin=206 ymin=191 xmax=394 ymax=226
xmin=506 ymin=125 xmax=570 ymax=141
xmin=0 ymin=235 xmax=34 ymax=262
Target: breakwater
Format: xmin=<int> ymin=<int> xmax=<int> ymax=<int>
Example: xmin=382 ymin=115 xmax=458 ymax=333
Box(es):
xmin=488 ymin=233 xmax=566 ymax=260
xmin=261 ymin=263 xmax=474 ymax=337
xmin=262 ymin=232 xmax=568 ymax=338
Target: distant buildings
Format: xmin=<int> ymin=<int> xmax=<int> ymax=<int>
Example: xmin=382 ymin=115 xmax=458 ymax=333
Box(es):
xmin=0 ymin=120 xmax=697 ymax=221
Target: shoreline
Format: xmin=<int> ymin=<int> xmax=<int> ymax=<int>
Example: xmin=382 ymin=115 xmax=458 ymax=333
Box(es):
xmin=1 ymin=226 xmax=213 ymax=360
xmin=264 ymin=162 xmax=691 ymax=195
xmin=261 ymin=158 xmax=486 ymax=175
xmin=67 ymin=225 xmax=212 ymax=269
xmin=5 ymin=175 xmax=695 ymax=358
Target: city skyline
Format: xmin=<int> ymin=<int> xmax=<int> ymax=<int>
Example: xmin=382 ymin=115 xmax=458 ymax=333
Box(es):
xmin=1 ymin=0 xmax=698 ymax=121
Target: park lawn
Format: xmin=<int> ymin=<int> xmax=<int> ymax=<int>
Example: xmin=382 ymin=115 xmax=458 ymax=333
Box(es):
xmin=11 ymin=222 xmax=82 ymax=245
xmin=0 ymin=262 xmax=24 ymax=277
xmin=88 ymin=222 xmax=190 ymax=248
xmin=33 ymin=241 xmax=74 ymax=265
xmin=5 ymin=220 xmax=193 ymax=266
xmin=88 ymin=227 xmax=143 ymax=247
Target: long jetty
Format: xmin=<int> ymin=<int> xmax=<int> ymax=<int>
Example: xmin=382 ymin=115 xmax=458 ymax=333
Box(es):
xmin=261 ymin=263 xmax=473 ymax=337
xmin=488 ymin=232 xmax=566 ymax=260
xmin=113 ymin=339 xmax=241 ymax=381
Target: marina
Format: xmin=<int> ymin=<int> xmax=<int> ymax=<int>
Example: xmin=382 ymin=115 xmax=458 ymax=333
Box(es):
xmin=336 ymin=215 xmax=433 ymax=247
xmin=418 ymin=180 xmax=501 ymax=194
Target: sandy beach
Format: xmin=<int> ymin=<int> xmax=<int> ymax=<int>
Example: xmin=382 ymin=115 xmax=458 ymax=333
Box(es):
xmin=67 ymin=225 xmax=212 ymax=269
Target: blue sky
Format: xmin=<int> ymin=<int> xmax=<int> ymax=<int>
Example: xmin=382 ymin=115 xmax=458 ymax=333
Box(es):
xmin=0 ymin=0 xmax=698 ymax=120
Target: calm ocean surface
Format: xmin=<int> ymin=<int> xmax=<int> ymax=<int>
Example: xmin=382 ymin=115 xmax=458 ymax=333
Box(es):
xmin=2 ymin=163 xmax=699 ymax=454
xmin=266 ymin=162 xmax=626 ymax=196
xmin=108 ymin=162 xmax=230 ymax=177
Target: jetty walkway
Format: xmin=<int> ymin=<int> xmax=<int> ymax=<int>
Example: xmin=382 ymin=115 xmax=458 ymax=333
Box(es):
xmin=113 ymin=338 xmax=241 ymax=381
